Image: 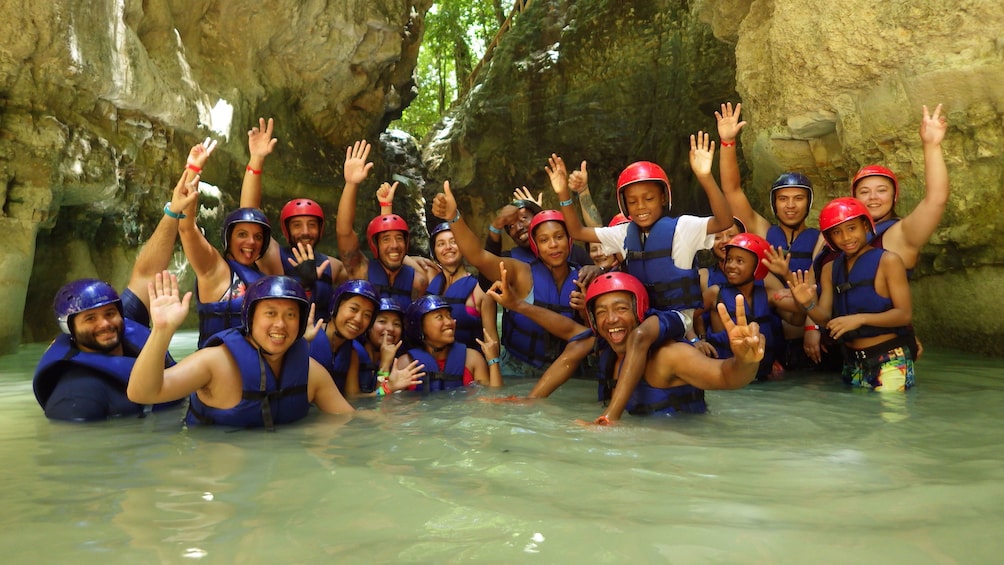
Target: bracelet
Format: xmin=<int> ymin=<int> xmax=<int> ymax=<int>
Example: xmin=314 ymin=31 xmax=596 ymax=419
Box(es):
xmin=720 ymin=140 xmax=736 ymax=148
xmin=688 ymin=337 xmax=700 ymax=345
xmin=803 ymin=300 xmax=817 ymax=311
xmin=804 ymin=325 xmax=820 ymax=331
xmin=377 ymin=370 xmax=391 ymax=377
xmin=163 ymin=202 xmax=186 ymax=220
xmin=488 ymin=225 xmax=503 ymax=235
xmin=595 ymin=415 xmax=612 ymax=426
xmin=559 ymin=198 xmax=574 ymax=207
xmin=186 ymin=164 xmax=201 ymax=173
xmin=246 ymin=165 xmax=262 ymax=175
xmin=448 ymin=209 xmax=461 ymax=224
xmin=378 ymin=201 xmax=392 ymax=207
xmin=375 ymin=380 xmax=392 ymax=396
xmin=486 ymin=357 xmax=501 ymax=367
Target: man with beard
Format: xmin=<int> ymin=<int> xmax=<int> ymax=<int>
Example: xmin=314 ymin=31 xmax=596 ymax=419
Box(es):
xmin=716 ymin=102 xmax=821 ymax=370
xmin=336 ymin=140 xmax=428 ymax=310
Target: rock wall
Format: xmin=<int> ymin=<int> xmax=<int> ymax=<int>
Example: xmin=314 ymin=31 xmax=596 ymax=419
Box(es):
xmin=2 ymin=0 xmax=431 ymax=349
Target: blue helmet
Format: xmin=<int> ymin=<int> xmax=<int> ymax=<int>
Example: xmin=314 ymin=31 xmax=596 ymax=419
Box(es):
xmin=241 ymin=276 xmax=309 ymax=339
xmin=769 ymin=172 xmax=814 ymax=218
xmin=429 ymin=222 xmax=454 ymax=262
xmin=53 ymin=279 xmax=122 ymax=335
xmin=377 ymin=297 xmax=404 ymax=318
xmin=222 ymin=208 xmax=271 ymax=260
xmin=330 ymin=279 xmax=380 ymax=321
xmin=404 ymin=295 xmax=451 ymax=343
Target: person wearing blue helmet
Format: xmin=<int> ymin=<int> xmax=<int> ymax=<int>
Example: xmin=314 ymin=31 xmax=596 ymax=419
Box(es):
xmin=169 ymin=130 xmax=285 ymax=348
xmin=396 ymin=295 xmax=503 ymax=392
xmin=359 ymin=297 xmax=406 ymax=396
xmin=129 ymin=273 xmax=360 ymax=429
xmin=307 ymin=280 xmax=423 ymax=396
xmin=32 ymin=142 xmax=217 ymax=422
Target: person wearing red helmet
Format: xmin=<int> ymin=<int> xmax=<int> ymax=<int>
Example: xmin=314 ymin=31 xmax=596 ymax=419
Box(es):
xmin=431 ymin=181 xmax=581 ymax=381
xmin=699 ymin=233 xmax=806 ymax=380
xmin=129 ymin=272 xmax=360 ymax=429
xmin=788 ymin=198 xmax=914 ymax=391
xmin=234 ymin=118 xmax=349 ymax=322
xmin=334 ymin=140 xmax=429 ymax=311
xmin=487 ymin=267 xmax=763 ymax=423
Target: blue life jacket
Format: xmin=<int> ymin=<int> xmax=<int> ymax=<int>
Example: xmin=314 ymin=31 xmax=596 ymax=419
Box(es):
xmin=707 ymin=282 xmax=778 ymax=380
xmin=308 ymin=331 xmax=368 ymax=393
xmin=407 ymin=344 xmax=469 ymax=392
xmin=502 ymin=261 xmax=578 ymax=368
xmin=596 ymin=348 xmax=706 ymax=415
xmin=622 ymin=217 xmax=703 ymax=311
xmin=33 ymin=318 xmax=177 ymax=411
xmin=509 ymin=245 xmax=536 ymax=264
xmin=354 ymin=343 xmax=378 ymax=393
xmin=368 ymin=261 xmax=416 ymax=312
xmin=187 ymin=329 xmax=311 ymax=429
xmin=766 ymin=224 xmax=820 ymax=273
xmin=195 ymin=259 xmax=263 ymax=348
xmin=280 ymin=246 xmax=335 ymax=321
xmin=831 ymin=247 xmax=908 ymax=341
xmin=427 ymin=273 xmax=483 ymax=348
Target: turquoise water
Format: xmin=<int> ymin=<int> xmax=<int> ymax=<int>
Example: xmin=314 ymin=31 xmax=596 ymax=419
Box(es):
xmin=2 ymin=333 xmax=1003 ymax=564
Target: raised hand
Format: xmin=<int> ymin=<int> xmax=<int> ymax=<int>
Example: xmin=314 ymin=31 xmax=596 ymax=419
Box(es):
xmin=302 ymin=303 xmax=325 ymax=342
xmin=689 ymin=131 xmax=716 ymax=176
xmin=513 ymin=186 xmax=543 ymax=207
xmin=376 ymin=181 xmax=399 ymax=205
xmin=545 ymin=154 xmax=570 ymax=197
xmin=717 ymin=294 xmax=764 ymax=364
xmin=288 ymin=242 xmax=330 ymax=290
xmin=187 ymin=137 xmax=218 ymax=170
xmin=170 ymin=170 xmax=201 ymax=214
xmin=387 ymin=359 xmax=425 ymax=392
xmin=147 ymin=271 xmax=192 ymax=332
xmin=786 ymin=269 xmax=818 ymax=309
xmin=486 ymin=261 xmax=520 ymax=311
xmin=379 ymin=332 xmax=402 ymax=368
xmin=920 ymin=103 xmax=947 ymax=146
xmin=247 ymin=117 xmax=277 ymax=159
xmin=431 ymin=180 xmax=458 ymax=221
xmin=715 ymin=102 xmax=747 ymax=142
xmin=476 ymin=335 xmax=500 ymax=362
xmin=343 ymin=140 xmax=374 ymax=185
xmin=568 ymin=161 xmax=589 ymax=194
xmin=762 ymin=245 xmax=791 ymax=280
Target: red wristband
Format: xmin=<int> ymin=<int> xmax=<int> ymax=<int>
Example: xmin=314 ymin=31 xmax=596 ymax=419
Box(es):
xmin=379 ymin=201 xmax=392 ymax=207
xmin=804 ymin=325 xmax=820 ymax=331
xmin=720 ymin=140 xmax=736 ymax=148
xmin=186 ymin=164 xmax=202 ymax=173
xmin=246 ymin=166 xmax=262 ymax=175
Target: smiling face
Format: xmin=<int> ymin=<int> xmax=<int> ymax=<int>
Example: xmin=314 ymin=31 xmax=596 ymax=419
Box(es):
xmin=853 ymin=176 xmax=896 ymax=223
xmin=622 ymin=181 xmax=667 ymax=229
xmin=504 ymin=208 xmax=535 ymax=248
xmin=531 ymin=221 xmax=570 ymax=268
xmin=825 ymin=216 xmax=872 ymax=258
xmin=332 ymin=295 xmax=376 ymax=341
xmin=421 ymin=308 xmax=456 ymax=349
xmin=71 ymin=304 xmax=124 ymax=354
xmin=591 ymin=291 xmax=640 ymax=355
xmin=723 ymin=247 xmax=758 ymax=286
xmin=433 ymin=230 xmax=461 ymax=268
xmin=286 ymin=216 xmax=321 ymax=248
xmin=229 ymin=222 xmax=265 ymax=265
xmin=376 ymin=230 xmax=407 ymax=270
xmin=368 ymin=311 xmax=403 ymax=347
xmin=589 ymin=242 xmax=617 ymax=270
xmin=712 ymin=224 xmax=742 ymax=261
xmin=772 ymin=187 xmax=811 ymax=229
xmin=249 ymin=298 xmax=301 ymax=355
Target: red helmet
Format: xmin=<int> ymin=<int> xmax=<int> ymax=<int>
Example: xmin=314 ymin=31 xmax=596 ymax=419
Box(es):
xmin=818 ymin=197 xmax=875 ymax=247
xmin=366 ymin=214 xmax=410 ymax=258
xmin=724 ymin=232 xmax=772 ymax=281
xmin=584 ymin=272 xmax=649 ymax=334
xmin=527 ymin=210 xmax=572 ymax=258
xmin=616 ymin=161 xmax=671 ymax=217
xmin=851 ymin=165 xmax=899 ymax=203
xmin=608 ymin=212 xmax=630 ymax=227
xmin=279 ymin=199 xmax=325 ymax=244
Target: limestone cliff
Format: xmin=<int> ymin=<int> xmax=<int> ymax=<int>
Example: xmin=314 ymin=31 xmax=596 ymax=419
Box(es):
xmin=2 ymin=0 xmax=430 ymax=349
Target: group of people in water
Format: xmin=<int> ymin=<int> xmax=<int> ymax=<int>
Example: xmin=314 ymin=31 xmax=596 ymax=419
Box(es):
xmin=32 ymin=101 xmax=949 ymax=428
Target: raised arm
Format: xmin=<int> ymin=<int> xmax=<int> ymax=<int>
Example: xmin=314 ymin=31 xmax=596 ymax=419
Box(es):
xmin=240 ymin=117 xmax=277 ymax=209
xmin=715 ymin=104 xmax=771 ymax=236
xmin=891 ymin=104 xmax=950 ymax=267
xmin=335 ymin=140 xmax=374 ymax=275
xmin=568 ymin=161 xmax=604 ymax=228
xmin=485 ymin=262 xmax=588 ymax=341
xmin=690 ymin=131 xmax=733 ymax=234
xmin=546 ymin=154 xmax=600 ymax=243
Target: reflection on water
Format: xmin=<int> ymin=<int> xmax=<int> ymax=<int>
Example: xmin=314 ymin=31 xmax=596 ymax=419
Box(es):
xmin=1 ymin=334 xmax=1003 ymax=563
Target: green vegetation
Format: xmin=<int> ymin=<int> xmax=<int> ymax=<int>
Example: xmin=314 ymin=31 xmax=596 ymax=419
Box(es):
xmin=392 ymin=0 xmax=507 ymax=140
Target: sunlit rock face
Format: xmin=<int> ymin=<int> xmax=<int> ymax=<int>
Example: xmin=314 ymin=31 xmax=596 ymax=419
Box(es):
xmin=3 ymin=0 xmax=431 ymax=348
xmin=424 ymin=0 xmax=1004 ymax=355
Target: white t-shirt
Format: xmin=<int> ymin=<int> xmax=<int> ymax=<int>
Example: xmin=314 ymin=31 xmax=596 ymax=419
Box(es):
xmin=595 ymin=215 xmax=714 ymax=268
xmin=594 ymin=215 xmax=714 ymax=334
